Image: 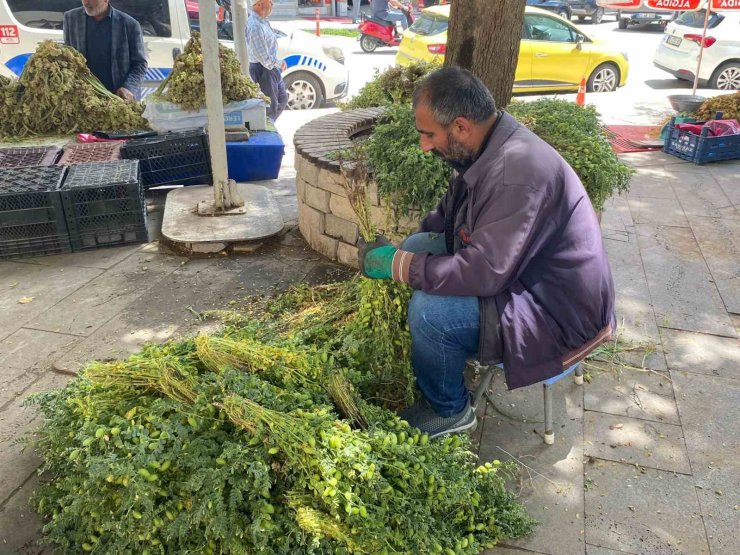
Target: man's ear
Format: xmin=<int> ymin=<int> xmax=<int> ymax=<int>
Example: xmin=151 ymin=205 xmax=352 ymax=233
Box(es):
xmin=452 ymin=117 xmax=473 ymax=138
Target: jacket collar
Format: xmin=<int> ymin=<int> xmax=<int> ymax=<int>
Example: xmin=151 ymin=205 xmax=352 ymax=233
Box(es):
xmin=462 ymin=111 xmax=519 ymax=189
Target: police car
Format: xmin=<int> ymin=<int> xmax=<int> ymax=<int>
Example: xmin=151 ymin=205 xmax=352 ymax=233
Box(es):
xmin=0 ymin=0 xmax=348 ymax=110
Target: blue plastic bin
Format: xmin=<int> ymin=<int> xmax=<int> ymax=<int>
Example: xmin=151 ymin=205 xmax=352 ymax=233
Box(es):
xmin=226 ymin=131 xmax=285 ymax=181
xmin=663 ymin=113 xmax=740 ymax=165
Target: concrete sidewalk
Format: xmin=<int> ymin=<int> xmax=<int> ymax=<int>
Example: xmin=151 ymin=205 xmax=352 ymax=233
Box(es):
xmin=1 ymin=109 xmax=738 ymax=554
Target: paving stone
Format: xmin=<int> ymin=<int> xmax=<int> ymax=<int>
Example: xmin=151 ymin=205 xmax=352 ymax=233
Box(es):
xmin=586 ymin=545 xmax=635 ymax=555
xmin=671 ymin=371 xmax=740 ymax=555
xmin=0 ymin=262 xmax=102 ymax=342
xmin=627 ymin=196 xmax=688 ymax=226
xmin=625 ymin=168 xmax=678 ymax=199
xmin=0 ymin=372 xmax=72 ymax=502
xmin=21 ymin=243 xmax=141 ymax=270
xmin=618 ymin=152 xmax=689 ymax=167
xmin=660 ymin=328 xmax=739 ymax=379
xmin=584 ymin=364 xmax=678 ymax=424
xmin=707 ymin=162 xmax=740 ymax=208
xmin=0 ymin=473 xmax=47 ymax=555
xmin=687 ymin=216 xmax=740 ymax=314
xmin=672 ymin=177 xmax=738 ymax=221
xmin=584 ymin=460 xmax=709 ymax=555
xmin=635 ymin=224 xmax=736 ymax=338
xmin=584 ymin=412 xmax=690 ymax=474
xmin=484 ymin=546 xmax=547 ymax=554
xmin=24 ymin=251 xmax=183 ymax=337
xmin=603 ymin=236 xmax=667 ymax=371
xmin=477 ymin=375 xmax=585 ymax=555
xmin=0 ymin=329 xmax=79 ymax=408
xmin=601 ymin=194 xmax=635 ymax=235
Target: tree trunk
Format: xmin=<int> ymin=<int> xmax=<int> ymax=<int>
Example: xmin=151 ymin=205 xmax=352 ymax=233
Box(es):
xmin=444 ymin=0 xmax=525 ymax=108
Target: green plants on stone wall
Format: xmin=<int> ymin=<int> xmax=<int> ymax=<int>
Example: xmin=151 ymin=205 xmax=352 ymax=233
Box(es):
xmin=340 ymin=62 xmax=439 ymax=110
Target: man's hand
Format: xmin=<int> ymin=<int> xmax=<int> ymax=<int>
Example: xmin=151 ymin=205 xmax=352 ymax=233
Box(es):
xmin=116 ymin=87 xmax=135 ymax=101
xmin=358 ymin=235 xmax=396 ymax=280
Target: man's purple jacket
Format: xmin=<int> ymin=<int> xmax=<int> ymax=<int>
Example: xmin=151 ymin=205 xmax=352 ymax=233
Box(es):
xmin=392 ymin=112 xmax=616 ymax=389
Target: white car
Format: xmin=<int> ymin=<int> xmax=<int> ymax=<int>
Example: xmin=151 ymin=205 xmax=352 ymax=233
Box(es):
xmin=653 ymin=9 xmax=740 ymax=91
xmin=0 ymin=0 xmax=348 ymax=110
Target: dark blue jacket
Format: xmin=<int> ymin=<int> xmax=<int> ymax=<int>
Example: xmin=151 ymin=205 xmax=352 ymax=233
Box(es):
xmin=63 ymin=6 xmax=147 ymax=96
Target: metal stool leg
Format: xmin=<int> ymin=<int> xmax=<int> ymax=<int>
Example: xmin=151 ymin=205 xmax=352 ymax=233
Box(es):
xmin=472 ymin=365 xmax=495 ymax=410
xmin=574 ymin=364 xmax=584 ymax=385
xmin=543 ymin=382 xmax=554 ymax=445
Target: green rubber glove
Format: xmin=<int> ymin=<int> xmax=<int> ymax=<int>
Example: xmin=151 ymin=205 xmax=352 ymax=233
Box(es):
xmin=358 ymin=235 xmax=396 ymax=280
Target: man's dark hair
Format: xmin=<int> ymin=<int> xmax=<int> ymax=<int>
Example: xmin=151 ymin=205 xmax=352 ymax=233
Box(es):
xmin=412 ymin=67 xmax=496 ymax=126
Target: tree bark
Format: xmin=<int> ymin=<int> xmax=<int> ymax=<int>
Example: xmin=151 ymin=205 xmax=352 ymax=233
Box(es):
xmin=444 ymin=0 xmax=525 ymax=108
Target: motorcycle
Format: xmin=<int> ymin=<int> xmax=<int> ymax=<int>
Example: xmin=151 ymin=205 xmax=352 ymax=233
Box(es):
xmin=358 ymin=2 xmax=414 ymax=53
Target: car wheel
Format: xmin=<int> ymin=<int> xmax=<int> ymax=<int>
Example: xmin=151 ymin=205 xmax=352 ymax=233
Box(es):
xmin=360 ymin=34 xmax=379 ymax=53
xmin=557 ymin=8 xmax=569 ymax=18
xmin=618 ymin=17 xmax=628 ymax=30
xmin=587 ymin=63 xmax=619 ymax=93
xmin=578 ymin=16 xmax=586 ymax=22
xmin=592 ymin=7 xmax=604 ymax=24
xmin=710 ymin=62 xmax=740 ymax=91
xmin=285 ymin=72 xmax=325 ymax=110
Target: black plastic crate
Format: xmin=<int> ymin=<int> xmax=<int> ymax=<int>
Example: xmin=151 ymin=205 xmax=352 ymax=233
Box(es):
xmin=60 ymin=160 xmax=148 ymax=251
xmin=0 ymin=146 xmax=61 ymax=168
xmin=121 ymin=128 xmax=212 ymax=188
xmin=0 ymin=166 xmax=70 ymax=259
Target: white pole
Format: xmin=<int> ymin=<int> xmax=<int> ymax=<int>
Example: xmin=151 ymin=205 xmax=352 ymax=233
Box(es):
xmin=199 ymin=0 xmax=243 ymax=211
xmin=232 ymin=0 xmax=250 ymax=77
xmin=691 ymin=5 xmax=711 ymax=96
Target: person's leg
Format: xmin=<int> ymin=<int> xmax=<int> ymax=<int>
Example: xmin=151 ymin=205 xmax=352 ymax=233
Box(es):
xmin=384 ymin=10 xmax=408 ymax=31
xmin=272 ymin=68 xmax=288 ymax=120
xmin=408 ymin=292 xmax=479 ymax=417
xmin=251 ymin=62 xmax=279 ymax=121
xmin=400 ymin=231 xmax=447 ymax=255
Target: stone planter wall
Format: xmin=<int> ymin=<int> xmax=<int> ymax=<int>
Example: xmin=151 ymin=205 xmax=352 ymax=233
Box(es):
xmin=294 ymin=108 xmax=419 ymax=268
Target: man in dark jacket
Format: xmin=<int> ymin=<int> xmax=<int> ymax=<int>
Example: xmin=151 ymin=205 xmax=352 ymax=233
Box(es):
xmin=359 ymin=68 xmax=616 ymax=438
xmin=64 ymin=0 xmax=147 ymax=100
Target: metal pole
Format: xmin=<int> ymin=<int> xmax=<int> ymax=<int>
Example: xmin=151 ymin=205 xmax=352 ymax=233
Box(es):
xmin=199 ymin=0 xmax=243 ymax=211
xmin=691 ymin=5 xmax=711 ymax=95
xmin=232 ymin=0 xmax=250 ymax=77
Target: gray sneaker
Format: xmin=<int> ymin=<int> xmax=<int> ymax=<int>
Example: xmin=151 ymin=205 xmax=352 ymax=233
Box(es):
xmin=399 ymin=396 xmax=477 ymax=439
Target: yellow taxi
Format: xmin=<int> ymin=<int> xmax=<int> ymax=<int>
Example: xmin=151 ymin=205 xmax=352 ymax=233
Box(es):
xmin=396 ymin=5 xmax=629 ymax=93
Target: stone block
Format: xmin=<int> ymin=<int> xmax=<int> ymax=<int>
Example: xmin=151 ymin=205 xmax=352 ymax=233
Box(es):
xmin=329 ymin=193 xmax=356 ymax=222
xmin=325 ymin=214 xmax=358 ymax=244
xmin=298 ymin=203 xmax=325 ymax=243
xmin=296 ymin=178 xmax=306 ymax=202
xmin=312 ymin=233 xmax=338 ymax=260
xmin=304 ymin=182 xmax=331 ymax=213
xmin=296 ymin=154 xmax=319 ymax=186
xmin=316 ymin=168 xmax=348 ymax=198
xmin=337 ymin=242 xmax=359 ymax=268
xmin=369 ymin=204 xmax=391 ymax=233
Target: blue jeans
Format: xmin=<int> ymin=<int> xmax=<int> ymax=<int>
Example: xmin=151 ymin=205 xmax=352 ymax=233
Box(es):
xmin=380 ymin=10 xmax=409 ymax=31
xmin=402 ymin=233 xmax=480 ymax=417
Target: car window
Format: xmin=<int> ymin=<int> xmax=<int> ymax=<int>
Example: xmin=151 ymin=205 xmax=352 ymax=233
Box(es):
xmin=6 ymin=0 xmax=172 ymax=37
xmin=525 ymin=14 xmax=578 ymax=43
xmin=408 ymin=13 xmax=448 ymax=36
xmin=675 ymin=9 xmax=724 ymax=29
xmin=186 ymin=1 xmax=234 ymax=40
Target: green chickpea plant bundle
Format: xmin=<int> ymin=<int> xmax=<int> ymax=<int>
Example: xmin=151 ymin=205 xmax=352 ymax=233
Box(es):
xmin=153 ymin=33 xmax=268 ymax=111
xmin=0 ymin=41 xmax=148 ymax=139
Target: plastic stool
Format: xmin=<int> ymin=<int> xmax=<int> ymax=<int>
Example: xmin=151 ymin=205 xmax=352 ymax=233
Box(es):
xmin=470 ymin=362 xmax=583 ymax=445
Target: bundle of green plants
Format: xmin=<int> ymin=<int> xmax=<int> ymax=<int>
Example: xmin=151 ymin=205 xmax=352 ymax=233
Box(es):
xmin=341 ymin=62 xmax=438 ymax=110
xmin=507 ymin=99 xmax=632 ymax=212
xmin=153 ymin=33 xmax=268 ymax=111
xmin=694 ymin=90 xmax=740 ymax=122
xmin=30 ymin=329 xmax=534 ymax=554
xmin=0 ymin=41 xmax=148 ymax=139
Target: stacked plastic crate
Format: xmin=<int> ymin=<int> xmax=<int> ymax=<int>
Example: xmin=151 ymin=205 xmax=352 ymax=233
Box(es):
xmin=0 ymin=147 xmax=68 ymax=260
xmin=60 ymin=160 xmax=148 ymax=250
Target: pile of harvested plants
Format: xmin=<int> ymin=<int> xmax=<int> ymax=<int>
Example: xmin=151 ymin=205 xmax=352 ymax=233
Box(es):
xmin=0 ymin=41 xmax=147 ymax=138
xmin=153 ymin=33 xmax=268 ymax=111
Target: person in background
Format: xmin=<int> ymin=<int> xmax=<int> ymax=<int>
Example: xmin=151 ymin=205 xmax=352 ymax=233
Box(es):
xmin=247 ymin=0 xmax=288 ymax=122
xmin=371 ymin=0 xmax=409 ymax=32
xmin=63 ymin=0 xmax=147 ymax=100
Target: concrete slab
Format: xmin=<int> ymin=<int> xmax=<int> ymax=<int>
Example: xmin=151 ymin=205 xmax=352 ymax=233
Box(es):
xmin=687 ymin=216 xmax=740 ymax=315
xmin=618 ymin=152 xmax=689 ymax=168
xmin=707 ymin=162 xmax=740 ymax=208
xmin=0 ymin=473 xmax=48 ymax=555
xmin=601 ymin=194 xmax=634 ymax=235
xmin=161 ymin=184 xmax=284 ymax=244
xmin=583 ymin=365 xmax=678 ymax=424
xmin=24 ymin=251 xmax=184 ymax=337
xmin=584 ymin=412 xmax=691 ymax=474
xmin=584 ymin=460 xmax=709 ymax=555
xmin=671 ymin=371 xmax=740 ymax=555
xmin=635 ymin=224 xmax=736 ymax=338
xmin=586 ymin=545 xmax=635 ymax=555
xmin=625 ymin=168 xmax=678 ymax=199
xmin=603 ymin=236 xmax=667 ymax=371
xmin=627 ymin=196 xmax=688 ymax=227
xmin=0 ymin=263 xmax=102 ymax=342
xmin=20 ymin=243 xmax=142 ymax=270
xmin=671 ymin=179 xmax=738 ymax=222
xmin=660 ymin=328 xmax=739 ymax=379
xmin=0 ymin=329 xmax=79 ymax=408
xmin=478 ymin=377 xmax=585 ymax=555
xmin=484 ymin=546 xmax=547 ymax=554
